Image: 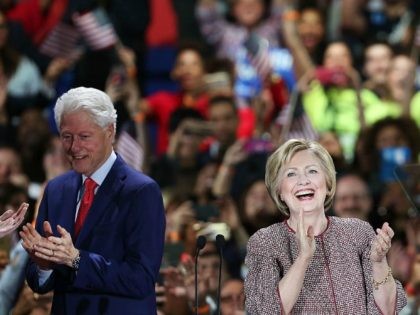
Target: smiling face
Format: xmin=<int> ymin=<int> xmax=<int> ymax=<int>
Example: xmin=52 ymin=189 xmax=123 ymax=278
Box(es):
xmin=208 ymin=100 xmax=238 ymax=147
xmin=297 ymin=8 xmax=325 ymax=53
xmin=59 ymin=111 xmax=114 ymax=177
xmin=323 ymin=42 xmax=352 ymax=70
xmin=279 ymin=150 xmax=328 ymax=217
xmin=232 ymin=0 xmax=265 ymax=29
xmin=172 ymin=49 xmax=205 ymax=92
xmin=364 ymin=44 xmax=392 ymax=85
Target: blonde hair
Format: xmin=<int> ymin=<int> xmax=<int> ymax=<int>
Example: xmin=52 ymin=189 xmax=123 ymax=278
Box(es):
xmin=265 ymin=139 xmax=336 ymax=216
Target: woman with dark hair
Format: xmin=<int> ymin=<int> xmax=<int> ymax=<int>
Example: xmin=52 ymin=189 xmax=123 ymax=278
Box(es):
xmin=357 ymin=116 xmax=420 ymax=180
xmin=355 ymin=116 xmax=420 ymax=235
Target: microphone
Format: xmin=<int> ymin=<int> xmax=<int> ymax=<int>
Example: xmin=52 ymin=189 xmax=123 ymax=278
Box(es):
xmin=215 ymin=234 xmax=225 ymax=315
xmin=195 ymin=235 xmax=207 ymax=315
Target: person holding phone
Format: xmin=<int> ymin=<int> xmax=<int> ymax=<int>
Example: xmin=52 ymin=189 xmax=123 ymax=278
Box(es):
xmin=245 ymin=139 xmax=407 ymax=314
xmin=138 ymin=43 xmax=209 ymax=156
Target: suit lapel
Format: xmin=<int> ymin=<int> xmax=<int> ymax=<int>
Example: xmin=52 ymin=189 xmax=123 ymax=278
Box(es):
xmin=58 ymin=172 xmax=82 ymax=236
xmin=75 ymin=157 xmax=127 ymax=246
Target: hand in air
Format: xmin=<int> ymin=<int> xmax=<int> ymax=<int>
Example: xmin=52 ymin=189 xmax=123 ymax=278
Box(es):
xmin=370 ymin=222 xmax=394 ymax=263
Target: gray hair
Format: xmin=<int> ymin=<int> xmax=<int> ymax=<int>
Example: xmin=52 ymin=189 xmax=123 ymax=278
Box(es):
xmin=265 ymin=139 xmax=336 ymax=216
xmin=54 ymin=87 xmax=117 ymax=132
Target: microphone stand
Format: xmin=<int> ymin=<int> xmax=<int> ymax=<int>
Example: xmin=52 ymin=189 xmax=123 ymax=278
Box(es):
xmin=215 ymin=234 xmax=225 ymax=315
xmin=195 ymin=235 xmax=207 ymax=315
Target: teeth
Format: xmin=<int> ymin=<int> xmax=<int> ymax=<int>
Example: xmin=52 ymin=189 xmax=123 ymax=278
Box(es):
xmin=295 ymin=190 xmax=314 ymax=197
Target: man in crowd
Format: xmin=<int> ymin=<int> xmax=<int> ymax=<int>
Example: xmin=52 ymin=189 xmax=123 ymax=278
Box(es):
xmin=333 ymin=172 xmax=373 ymax=221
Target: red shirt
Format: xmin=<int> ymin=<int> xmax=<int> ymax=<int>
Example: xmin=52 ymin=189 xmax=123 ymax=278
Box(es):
xmin=7 ymin=0 xmax=68 ymax=45
xmin=146 ymin=91 xmax=209 ymax=155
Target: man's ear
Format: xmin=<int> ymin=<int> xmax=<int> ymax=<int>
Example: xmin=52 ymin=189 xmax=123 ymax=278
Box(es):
xmin=107 ymin=124 xmax=115 ymax=139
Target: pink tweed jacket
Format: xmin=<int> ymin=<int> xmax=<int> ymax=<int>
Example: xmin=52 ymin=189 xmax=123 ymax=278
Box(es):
xmin=245 ymin=216 xmax=407 ymax=314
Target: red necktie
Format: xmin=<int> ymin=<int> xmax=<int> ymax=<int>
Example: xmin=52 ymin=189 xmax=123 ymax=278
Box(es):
xmin=74 ymin=178 xmax=97 ymax=238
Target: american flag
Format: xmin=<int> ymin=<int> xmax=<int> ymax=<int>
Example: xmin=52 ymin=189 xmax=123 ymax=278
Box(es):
xmin=72 ymin=7 xmax=118 ymax=51
xmin=38 ymin=7 xmax=118 ymax=58
xmin=116 ymin=130 xmax=144 ymax=171
xmin=276 ymin=90 xmax=318 ymax=141
xmin=39 ymin=22 xmax=80 ymax=58
xmin=244 ymin=33 xmax=272 ymax=81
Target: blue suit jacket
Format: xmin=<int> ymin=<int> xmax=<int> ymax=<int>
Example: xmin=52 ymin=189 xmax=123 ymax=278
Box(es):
xmin=26 ymin=156 xmax=166 ymax=315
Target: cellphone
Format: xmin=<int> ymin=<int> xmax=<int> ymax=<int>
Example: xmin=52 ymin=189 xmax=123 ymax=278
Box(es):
xmin=315 ymin=67 xmax=349 ymax=87
xmin=194 ymin=203 xmax=220 ymax=222
xmin=183 ymin=121 xmax=214 ymax=137
xmin=244 ymin=139 xmax=274 ymax=154
xmin=379 ymin=147 xmax=411 ymax=182
xmin=203 ymin=72 xmax=232 ymax=92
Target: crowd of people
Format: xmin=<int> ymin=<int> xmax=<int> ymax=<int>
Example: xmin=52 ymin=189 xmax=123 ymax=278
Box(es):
xmin=0 ymin=0 xmax=419 ymax=314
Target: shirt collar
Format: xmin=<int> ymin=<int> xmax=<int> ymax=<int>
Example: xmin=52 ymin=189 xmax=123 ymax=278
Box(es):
xmin=82 ymin=151 xmax=117 ymax=186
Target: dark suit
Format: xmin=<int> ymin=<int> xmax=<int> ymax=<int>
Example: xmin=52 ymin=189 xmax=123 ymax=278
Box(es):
xmin=26 ymin=156 xmax=165 ymax=314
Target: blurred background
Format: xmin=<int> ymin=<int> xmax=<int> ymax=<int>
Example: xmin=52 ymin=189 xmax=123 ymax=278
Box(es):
xmin=0 ymin=0 xmax=419 ymax=314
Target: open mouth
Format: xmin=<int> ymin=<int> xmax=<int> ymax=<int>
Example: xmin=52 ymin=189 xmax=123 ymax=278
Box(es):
xmin=295 ymin=189 xmax=315 ymax=201
xmin=72 ymin=155 xmax=87 ymax=161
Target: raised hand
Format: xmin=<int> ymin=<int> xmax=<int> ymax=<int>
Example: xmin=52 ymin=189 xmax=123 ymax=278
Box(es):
xmin=44 ymin=57 xmax=72 ymax=84
xmin=222 ymin=139 xmax=248 ymax=167
xmin=370 ymin=222 xmax=394 ymax=263
xmin=166 ymin=201 xmax=196 ymax=236
xmin=0 ymin=202 xmax=29 ymax=238
xmin=296 ymin=208 xmax=315 ymax=260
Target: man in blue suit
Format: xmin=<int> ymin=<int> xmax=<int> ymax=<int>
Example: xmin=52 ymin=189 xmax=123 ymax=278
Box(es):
xmin=19 ymin=87 xmax=166 ymax=314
